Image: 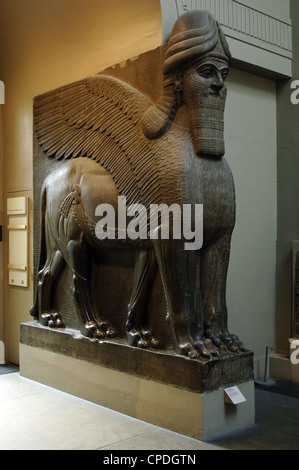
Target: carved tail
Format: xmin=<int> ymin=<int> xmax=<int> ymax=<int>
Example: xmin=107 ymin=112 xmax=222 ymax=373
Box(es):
xmin=30 ymin=182 xmax=47 ymax=319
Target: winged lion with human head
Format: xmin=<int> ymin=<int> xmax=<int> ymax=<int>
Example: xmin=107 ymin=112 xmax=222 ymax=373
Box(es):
xmin=31 ymin=10 xmax=245 ymax=360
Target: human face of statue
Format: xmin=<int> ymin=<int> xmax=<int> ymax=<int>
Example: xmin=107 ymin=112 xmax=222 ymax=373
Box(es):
xmin=194 ymin=59 xmax=229 ymax=95
xmin=182 ymin=57 xmax=229 ymax=157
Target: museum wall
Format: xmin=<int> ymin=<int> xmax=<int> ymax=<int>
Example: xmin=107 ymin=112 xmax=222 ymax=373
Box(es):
xmin=250 ymin=0 xmax=289 ymax=17
xmin=224 ymin=69 xmax=277 ymax=374
xmin=276 ymin=0 xmax=299 ymax=352
xmin=0 ymin=107 xmax=3 ymax=341
xmin=0 ymin=0 xmax=279 ymax=374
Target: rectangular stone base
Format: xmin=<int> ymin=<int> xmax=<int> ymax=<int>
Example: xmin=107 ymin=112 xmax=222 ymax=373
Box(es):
xmin=20 ymin=322 xmax=255 ymax=441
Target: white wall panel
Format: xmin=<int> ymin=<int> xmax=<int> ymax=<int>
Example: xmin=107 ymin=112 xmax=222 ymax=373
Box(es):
xmin=160 ymin=0 xmax=292 ymax=77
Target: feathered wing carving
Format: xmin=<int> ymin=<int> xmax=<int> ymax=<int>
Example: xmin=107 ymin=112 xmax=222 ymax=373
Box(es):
xmin=34 ymin=75 xmax=185 ymax=211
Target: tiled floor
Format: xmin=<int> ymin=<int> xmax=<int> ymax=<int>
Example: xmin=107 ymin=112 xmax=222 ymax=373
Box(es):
xmin=0 ymin=372 xmax=221 ymax=451
xmin=1 ymin=366 xmax=299 ymax=450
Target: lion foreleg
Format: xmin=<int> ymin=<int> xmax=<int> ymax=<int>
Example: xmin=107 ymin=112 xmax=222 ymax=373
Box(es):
xmin=153 ymin=237 xmax=216 ymax=359
xmin=201 ymin=230 xmax=245 ymax=352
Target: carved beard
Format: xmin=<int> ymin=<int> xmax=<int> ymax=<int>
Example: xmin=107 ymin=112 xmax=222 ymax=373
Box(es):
xmin=183 ymin=72 xmax=227 ymax=157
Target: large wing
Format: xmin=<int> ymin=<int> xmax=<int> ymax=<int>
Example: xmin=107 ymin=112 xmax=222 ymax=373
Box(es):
xmin=34 ymin=74 xmax=165 ymax=208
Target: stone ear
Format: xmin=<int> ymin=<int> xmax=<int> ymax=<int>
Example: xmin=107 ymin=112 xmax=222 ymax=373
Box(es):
xmin=173 ymin=74 xmax=184 ymax=107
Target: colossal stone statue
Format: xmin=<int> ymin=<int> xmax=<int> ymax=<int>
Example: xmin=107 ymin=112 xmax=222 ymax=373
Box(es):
xmin=31 ymin=10 xmax=245 ymax=362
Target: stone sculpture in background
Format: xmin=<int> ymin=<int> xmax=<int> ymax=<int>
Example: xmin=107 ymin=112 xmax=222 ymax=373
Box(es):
xmin=31 ymin=10 xmax=245 ymax=361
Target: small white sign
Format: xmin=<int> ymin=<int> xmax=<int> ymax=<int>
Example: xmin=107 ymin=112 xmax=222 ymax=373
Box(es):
xmin=8 ymin=269 xmax=28 ymax=288
xmin=0 ymin=341 xmax=5 ymax=364
xmin=224 ymin=386 xmax=246 ymax=405
xmin=7 ymin=197 xmax=27 ymax=215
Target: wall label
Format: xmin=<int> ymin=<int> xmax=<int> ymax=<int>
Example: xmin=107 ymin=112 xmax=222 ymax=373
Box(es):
xmin=224 ymin=386 xmax=246 ymax=405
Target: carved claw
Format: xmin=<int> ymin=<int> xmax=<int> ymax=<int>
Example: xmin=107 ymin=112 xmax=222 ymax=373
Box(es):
xmin=180 ymin=342 xmax=201 ymax=359
xmin=97 ymin=321 xmax=117 ymax=339
xmin=126 ymin=328 xmax=160 ymax=349
xmin=221 ymin=334 xmax=245 ymax=353
xmin=41 ymin=312 xmax=65 ymax=329
xmin=179 ymin=338 xmax=220 ymax=360
xmin=193 ymin=340 xmax=211 ymax=358
xmin=142 ymin=329 xmax=160 ymax=349
xmin=205 ymin=329 xmax=228 ymax=351
xmin=85 ymin=321 xmax=116 ymax=340
xmin=205 ymin=328 xmax=245 ymax=353
xmin=198 ymin=338 xmax=219 ymax=357
xmin=127 ymin=329 xmax=149 ymax=348
xmin=229 ymin=334 xmax=246 ymax=352
xmin=85 ymin=321 xmax=105 ymax=339
xmin=106 ymin=328 xmax=117 ymax=339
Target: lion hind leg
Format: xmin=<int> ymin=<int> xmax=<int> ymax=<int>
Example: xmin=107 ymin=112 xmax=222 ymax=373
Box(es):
xmin=36 ymin=249 xmax=66 ymax=328
xmin=126 ymin=249 xmax=160 ymax=349
xmin=66 ymin=237 xmax=116 ymax=340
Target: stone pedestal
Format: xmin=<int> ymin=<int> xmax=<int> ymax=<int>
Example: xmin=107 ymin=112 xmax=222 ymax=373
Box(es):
xmin=20 ymin=321 xmax=255 ymax=442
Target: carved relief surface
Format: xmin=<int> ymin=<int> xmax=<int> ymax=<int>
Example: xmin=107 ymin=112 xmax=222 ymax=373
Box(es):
xmin=30 ymin=10 xmax=252 ymax=386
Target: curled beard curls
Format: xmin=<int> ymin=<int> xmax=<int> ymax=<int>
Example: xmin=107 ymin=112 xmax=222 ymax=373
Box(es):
xmin=183 ymin=76 xmax=227 ymax=158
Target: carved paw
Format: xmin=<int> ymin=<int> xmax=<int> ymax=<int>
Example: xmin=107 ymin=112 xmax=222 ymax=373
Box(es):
xmin=179 ymin=339 xmax=219 ymax=360
xmin=127 ymin=328 xmax=160 ymax=349
xmin=205 ymin=328 xmax=245 ymax=353
xmin=85 ymin=321 xmax=116 ymax=340
xmin=41 ymin=312 xmax=65 ymax=328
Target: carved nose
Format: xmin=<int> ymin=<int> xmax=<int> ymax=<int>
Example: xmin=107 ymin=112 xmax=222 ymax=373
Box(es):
xmin=211 ymin=73 xmax=224 ymax=91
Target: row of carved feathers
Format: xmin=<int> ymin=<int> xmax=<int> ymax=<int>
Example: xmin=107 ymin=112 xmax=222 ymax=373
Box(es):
xmin=34 ymin=75 xmax=188 ymax=213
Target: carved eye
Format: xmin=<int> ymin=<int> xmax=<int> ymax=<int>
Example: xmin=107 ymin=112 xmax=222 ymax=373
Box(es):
xmin=221 ymin=70 xmax=229 ymax=80
xmin=198 ymin=67 xmax=213 ymax=78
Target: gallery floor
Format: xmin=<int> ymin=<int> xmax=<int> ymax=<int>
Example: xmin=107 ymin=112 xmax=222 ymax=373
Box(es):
xmin=0 ymin=363 xmax=299 ymax=450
